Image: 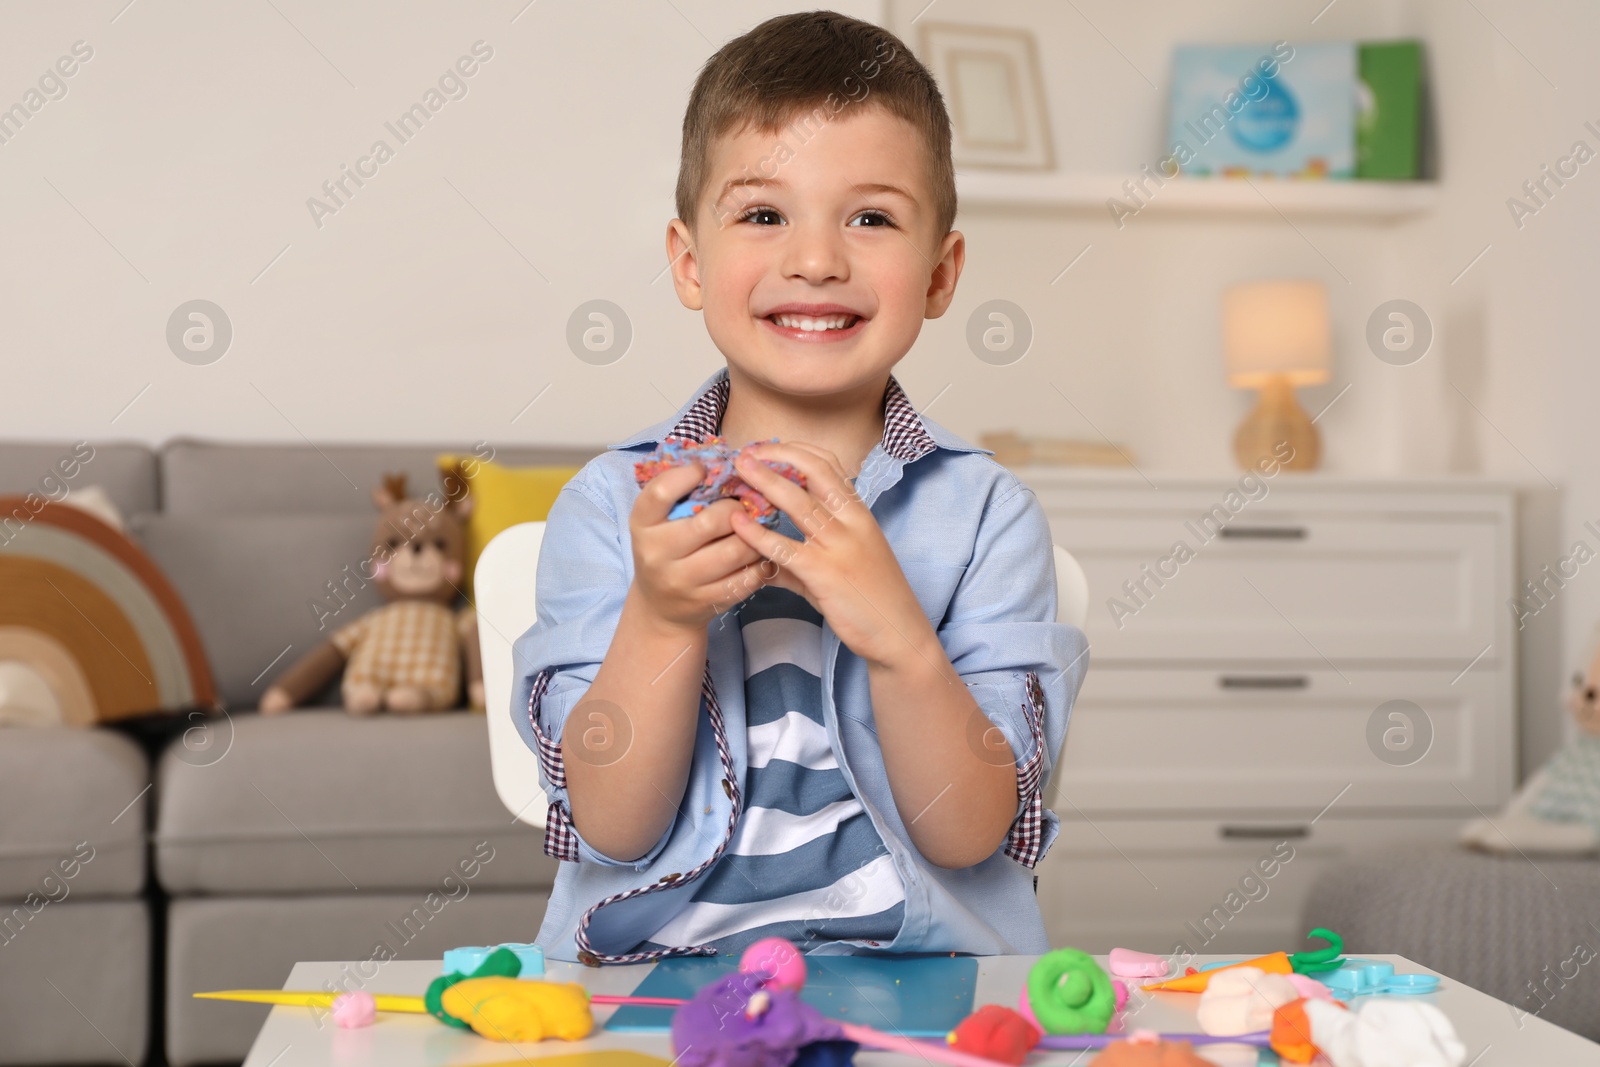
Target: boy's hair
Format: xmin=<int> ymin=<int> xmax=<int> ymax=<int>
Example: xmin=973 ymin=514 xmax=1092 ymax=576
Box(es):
xmin=675 ymin=10 xmax=956 ymax=239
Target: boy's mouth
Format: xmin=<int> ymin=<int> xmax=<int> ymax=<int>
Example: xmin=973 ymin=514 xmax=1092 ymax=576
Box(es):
xmin=767 ymin=312 xmax=860 ymax=331
xmin=760 ymin=304 xmax=867 ymax=342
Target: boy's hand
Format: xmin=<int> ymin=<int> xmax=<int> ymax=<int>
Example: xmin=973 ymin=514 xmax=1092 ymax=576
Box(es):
xmin=728 ymin=442 xmax=939 ymax=671
xmin=630 ymin=461 xmax=767 ymax=632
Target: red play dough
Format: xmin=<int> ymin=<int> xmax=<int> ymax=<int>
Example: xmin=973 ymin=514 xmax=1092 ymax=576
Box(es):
xmin=947 ymin=1005 xmax=1041 ymax=1065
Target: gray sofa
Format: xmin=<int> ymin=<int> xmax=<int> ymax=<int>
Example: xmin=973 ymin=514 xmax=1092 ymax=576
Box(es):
xmin=1305 ymin=845 xmax=1600 ymax=1043
xmin=0 ymin=438 xmax=601 ymax=1066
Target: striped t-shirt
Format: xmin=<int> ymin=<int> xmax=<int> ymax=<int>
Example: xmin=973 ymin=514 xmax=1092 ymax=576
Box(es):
xmin=639 ymin=517 xmax=906 ymax=953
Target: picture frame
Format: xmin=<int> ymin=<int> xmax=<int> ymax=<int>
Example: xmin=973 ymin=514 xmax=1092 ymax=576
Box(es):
xmin=918 ymin=22 xmax=1054 ymax=171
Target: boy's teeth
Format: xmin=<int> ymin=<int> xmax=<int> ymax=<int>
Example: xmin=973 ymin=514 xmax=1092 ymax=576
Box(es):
xmin=770 ymin=313 xmax=857 ymax=331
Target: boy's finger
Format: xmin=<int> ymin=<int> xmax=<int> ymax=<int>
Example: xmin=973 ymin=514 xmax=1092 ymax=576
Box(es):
xmin=734 ymin=450 xmax=833 ymax=531
xmin=775 ymin=441 xmax=853 ymax=485
xmin=692 ymin=531 xmax=767 ymax=594
xmin=651 ymin=498 xmax=745 ymax=558
xmin=729 ymin=507 xmax=808 ymax=573
xmin=713 ymin=552 xmax=801 ymax=605
xmin=633 ymin=462 xmax=705 ymax=526
xmin=747 ymin=441 xmax=855 ymax=513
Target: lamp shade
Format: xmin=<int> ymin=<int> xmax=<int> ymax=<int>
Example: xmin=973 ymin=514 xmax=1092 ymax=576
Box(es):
xmin=1222 ymin=279 xmax=1332 ymax=388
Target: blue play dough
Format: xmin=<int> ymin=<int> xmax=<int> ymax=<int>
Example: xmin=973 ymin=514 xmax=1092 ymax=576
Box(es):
xmin=605 ymin=953 xmax=978 ymax=1037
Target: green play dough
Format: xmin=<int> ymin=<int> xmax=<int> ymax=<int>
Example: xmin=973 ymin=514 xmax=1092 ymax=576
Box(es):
xmin=1026 ymin=948 xmax=1115 ymax=1035
xmin=425 ymin=945 xmax=522 ymax=1028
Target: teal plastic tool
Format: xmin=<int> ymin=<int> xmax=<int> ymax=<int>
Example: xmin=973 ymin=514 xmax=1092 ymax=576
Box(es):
xmin=442 ymin=942 xmax=544 ymax=977
xmin=605 ymin=953 xmax=978 ymax=1036
xmin=1326 ymin=958 xmax=1440 ymax=998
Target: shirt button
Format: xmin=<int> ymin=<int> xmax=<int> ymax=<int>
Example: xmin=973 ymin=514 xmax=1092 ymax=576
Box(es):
xmin=577 ymin=949 xmax=600 ymax=968
xmin=660 ymin=872 xmax=681 ymax=884
xmin=721 ymin=778 xmax=734 ymax=800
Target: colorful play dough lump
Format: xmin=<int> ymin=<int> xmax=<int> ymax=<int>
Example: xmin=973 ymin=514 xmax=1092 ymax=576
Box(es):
xmin=739 ymin=936 xmax=808 ymax=992
xmin=671 ymin=971 xmax=851 ymax=1067
xmin=437 ymin=976 xmax=593 ymax=1043
xmin=1025 ymin=947 xmax=1117 ymax=1035
xmin=1196 ymin=966 xmax=1299 ymax=1036
xmin=1015 ymin=978 xmax=1126 ymax=1030
xmin=634 ymin=436 xmax=806 ymax=527
xmin=947 ymin=1004 xmax=1041 ymax=1065
xmin=1272 ymin=998 xmax=1343 ymax=1064
xmin=330 ymin=990 xmax=377 ymax=1029
xmin=1285 ymin=972 xmax=1336 ymax=1002
xmin=1091 ymin=1033 xmax=1223 ymax=1067
xmin=1302 ymin=998 xmax=1466 ymax=1067
xmin=1109 ymin=948 xmax=1170 ymax=979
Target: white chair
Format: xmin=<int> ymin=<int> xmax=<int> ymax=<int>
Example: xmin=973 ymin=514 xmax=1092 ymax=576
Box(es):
xmin=477 ymin=522 xmax=1089 ymax=828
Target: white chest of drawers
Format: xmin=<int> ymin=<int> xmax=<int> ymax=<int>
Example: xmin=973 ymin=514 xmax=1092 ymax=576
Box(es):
xmin=1020 ymin=471 xmax=1518 ymax=955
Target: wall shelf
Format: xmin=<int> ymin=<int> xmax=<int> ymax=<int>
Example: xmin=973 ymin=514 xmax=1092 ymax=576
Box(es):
xmin=956 ymin=170 xmax=1437 ymax=221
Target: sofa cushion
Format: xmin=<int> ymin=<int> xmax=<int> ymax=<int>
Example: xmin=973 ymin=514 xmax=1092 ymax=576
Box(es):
xmin=1306 ymin=844 xmax=1600 ymax=1041
xmin=0 ymin=441 xmax=157 ymax=521
xmin=0 ymin=899 xmax=148 ymax=1066
xmin=435 ymin=454 xmax=581 ymax=598
xmin=0 ymin=726 xmax=148 ymax=898
xmin=131 ymin=513 xmax=383 ymax=710
xmin=161 ymin=440 xmax=603 ymax=515
xmin=154 ymin=710 xmax=554 ymax=894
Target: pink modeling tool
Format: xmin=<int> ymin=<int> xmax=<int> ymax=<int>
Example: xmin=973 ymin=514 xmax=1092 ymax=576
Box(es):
xmin=591 ymin=995 xmax=688 ymax=1007
xmin=1033 ymin=1030 xmax=1272 ymax=1051
xmin=840 ymin=1022 xmax=1033 ymax=1067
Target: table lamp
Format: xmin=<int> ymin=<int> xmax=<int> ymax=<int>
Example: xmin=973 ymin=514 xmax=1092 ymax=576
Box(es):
xmin=1222 ymin=279 xmax=1330 ymax=471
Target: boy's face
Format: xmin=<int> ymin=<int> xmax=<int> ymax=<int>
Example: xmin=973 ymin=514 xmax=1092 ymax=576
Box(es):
xmin=667 ymin=106 xmax=963 ymax=402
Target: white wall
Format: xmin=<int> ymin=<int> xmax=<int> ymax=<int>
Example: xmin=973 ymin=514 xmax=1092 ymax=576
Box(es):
xmin=0 ymin=0 xmax=878 ymax=444
xmin=1467 ymin=0 xmax=1600 ymax=774
xmin=4 ymin=0 xmax=1592 ymax=771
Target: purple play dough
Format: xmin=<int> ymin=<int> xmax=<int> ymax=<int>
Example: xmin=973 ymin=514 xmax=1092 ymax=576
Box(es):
xmin=671 ymin=973 xmax=846 ymax=1067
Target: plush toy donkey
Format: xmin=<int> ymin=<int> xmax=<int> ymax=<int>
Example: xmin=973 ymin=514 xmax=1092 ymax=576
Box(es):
xmin=1462 ymin=626 xmax=1600 ymax=854
xmin=260 ymin=473 xmax=484 ymax=715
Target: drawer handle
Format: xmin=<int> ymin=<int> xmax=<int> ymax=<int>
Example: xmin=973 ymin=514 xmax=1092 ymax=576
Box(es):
xmin=1219 ymin=675 xmax=1309 ymax=690
xmin=1220 ymin=825 xmax=1310 ymax=840
xmin=1220 ymin=526 xmax=1307 ymax=540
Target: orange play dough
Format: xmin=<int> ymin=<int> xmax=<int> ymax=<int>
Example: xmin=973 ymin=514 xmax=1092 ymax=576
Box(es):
xmin=1090 ymin=1039 xmax=1221 ymax=1067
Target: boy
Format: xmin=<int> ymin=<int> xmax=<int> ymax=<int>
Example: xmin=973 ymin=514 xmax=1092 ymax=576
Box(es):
xmin=511 ymin=10 xmax=1087 ymax=965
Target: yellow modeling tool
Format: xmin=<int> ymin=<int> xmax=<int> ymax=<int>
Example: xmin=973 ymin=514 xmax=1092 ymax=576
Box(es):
xmin=194 ymin=990 xmax=427 ymax=1012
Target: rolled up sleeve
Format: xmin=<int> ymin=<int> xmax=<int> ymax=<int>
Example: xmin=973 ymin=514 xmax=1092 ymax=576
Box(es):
xmin=508 ymin=475 xmax=676 ymax=869
xmin=936 ymin=479 xmax=1089 ymax=868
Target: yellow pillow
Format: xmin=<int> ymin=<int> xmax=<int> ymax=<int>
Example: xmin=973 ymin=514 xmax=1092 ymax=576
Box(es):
xmin=437 ymin=455 xmax=581 ymax=598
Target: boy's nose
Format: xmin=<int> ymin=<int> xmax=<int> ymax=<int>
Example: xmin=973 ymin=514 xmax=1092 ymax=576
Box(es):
xmin=780 ymin=224 xmax=848 ymax=284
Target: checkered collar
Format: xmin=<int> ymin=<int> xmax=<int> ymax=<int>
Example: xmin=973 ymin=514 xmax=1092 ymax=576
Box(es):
xmin=612 ymin=367 xmax=940 ymax=462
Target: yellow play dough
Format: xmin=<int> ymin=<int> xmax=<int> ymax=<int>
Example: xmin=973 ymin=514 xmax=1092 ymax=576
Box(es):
xmin=439 ymin=977 xmax=593 ymax=1043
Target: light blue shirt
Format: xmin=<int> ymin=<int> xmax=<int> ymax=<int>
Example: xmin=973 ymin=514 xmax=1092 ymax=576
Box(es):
xmin=511 ymin=366 xmax=1089 ymax=964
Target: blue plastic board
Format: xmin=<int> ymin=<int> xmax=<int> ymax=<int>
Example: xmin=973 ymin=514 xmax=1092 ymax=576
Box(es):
xmin=604 ymin=954 xmax=978 ymax=1036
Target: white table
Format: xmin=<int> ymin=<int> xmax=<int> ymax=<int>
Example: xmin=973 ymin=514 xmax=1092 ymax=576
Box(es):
xmin=239 ymin=954 xmax=1600 ymax=1066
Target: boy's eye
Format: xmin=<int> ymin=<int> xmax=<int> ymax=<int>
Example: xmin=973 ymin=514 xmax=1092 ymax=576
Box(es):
xmin=849 ymin=209 xmax=897 ymax=228
xmin=732 ymin=206 xmax=897 ymax=228
xmin=737 ymin=206 xmax=784 ymax=226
